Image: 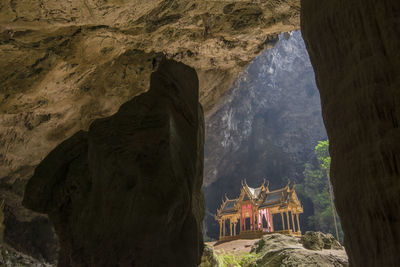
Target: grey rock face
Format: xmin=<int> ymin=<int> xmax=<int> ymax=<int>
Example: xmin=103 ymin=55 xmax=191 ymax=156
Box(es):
xmin=23 ymin=59 xmax=205 ymax=267
xmin=301 ymin=231 xmax=341 ymax=251
xmin=301 ymin=0 xmax=400 ymax=266
xmin=204 ymin=31 xmax=327 ymax=238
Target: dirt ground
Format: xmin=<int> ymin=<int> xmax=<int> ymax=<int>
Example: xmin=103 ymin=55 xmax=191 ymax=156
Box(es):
xmin=206 ymin=239 xmax=259 ymax=256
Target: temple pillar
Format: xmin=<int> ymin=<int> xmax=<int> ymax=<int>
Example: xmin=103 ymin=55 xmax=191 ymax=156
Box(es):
xmin=296 ymin=213 xmax=301 ymax=233
xmin=230 ymin=223 xmax=233 ymax=236
xmin=271 ymin=214 xmax=274 ymax=232
xmin=234 ymin=222 xmax=237 ymax=236
xmin=281 ymin=212 xmax=285 ymax=230
xmin=286 ymin=211 xmax=290 ymax=231
xmin=219 ymin=220 xmax=222 ymax=239
xmin=223 ymin=219 xmax=226 ymax=237
xmin=253 ymin=211 xmax=255 ymax=230
xmin=291 ymin=212 xmax=295 ymax=232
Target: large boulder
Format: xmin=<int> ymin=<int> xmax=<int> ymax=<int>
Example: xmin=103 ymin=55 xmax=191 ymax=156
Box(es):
xmin=23 ymin=59 xmax=205 ymax=267
xmin=249 ymin=233 xmax=348 ymax=267
xmin=301 ymin=231 xmax=341 ymax=250
xmin=199 ymin=244 xmax=220 ymax=267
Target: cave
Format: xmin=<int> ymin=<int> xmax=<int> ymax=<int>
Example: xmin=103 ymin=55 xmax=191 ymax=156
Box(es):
xmin=0 ymin=0 xmax=399 ymax=266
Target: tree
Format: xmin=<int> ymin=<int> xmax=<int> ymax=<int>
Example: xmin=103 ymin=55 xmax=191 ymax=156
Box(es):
xmin=314 ymin=140 xmax=339 ymax=241
xmin=298 ymin=140 xmax=343 ymax=241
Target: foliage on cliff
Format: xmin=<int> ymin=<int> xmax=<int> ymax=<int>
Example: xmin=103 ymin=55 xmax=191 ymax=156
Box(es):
xmin=297 ymin=141 xmax=344 ymax=242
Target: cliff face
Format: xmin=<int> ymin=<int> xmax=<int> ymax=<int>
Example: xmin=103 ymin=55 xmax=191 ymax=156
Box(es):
xmin=301 ymin=1 xmax=400 ymax=266
xmin=204 ymin=31 xmax=327 ymax=238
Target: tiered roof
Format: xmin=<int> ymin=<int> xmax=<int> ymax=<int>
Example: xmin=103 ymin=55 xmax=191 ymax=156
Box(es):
xmin=216 ymin=180 xmax=301 ymax=218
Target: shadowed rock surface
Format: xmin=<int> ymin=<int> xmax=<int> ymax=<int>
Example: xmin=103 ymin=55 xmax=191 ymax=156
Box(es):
xmin=0 ymin=244 xmax=53 ymax=267
xmin=301 ymin=0 xmax=400 ymax=266
xmin=22 ymin=59 xmax=205 ymax=267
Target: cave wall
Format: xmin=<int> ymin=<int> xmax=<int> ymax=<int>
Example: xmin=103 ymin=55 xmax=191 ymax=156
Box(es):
xmin=204 ymin=31 xmax=327 ymax=239
xmin=23 ymin=59 xmax=205 ymax=267
xmin=301 ymin=1 xmax=400 ymax=266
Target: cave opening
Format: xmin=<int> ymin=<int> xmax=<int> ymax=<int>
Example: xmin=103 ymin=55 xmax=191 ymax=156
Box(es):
xmin=203 ymin=30 xmax=343 ymax=243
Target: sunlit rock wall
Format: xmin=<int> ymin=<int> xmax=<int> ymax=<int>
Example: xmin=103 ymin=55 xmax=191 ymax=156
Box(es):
xmin=301 ymin=1 xmax=400 ymax=266
xmin=204 ymin=31 xmax=327 ymax=238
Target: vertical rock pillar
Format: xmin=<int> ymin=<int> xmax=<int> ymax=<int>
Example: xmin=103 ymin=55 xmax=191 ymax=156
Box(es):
xmin=22 ymin=59 xmax=205 ymax=267
xmin=301 ymin=1 xmax=400 ymax=266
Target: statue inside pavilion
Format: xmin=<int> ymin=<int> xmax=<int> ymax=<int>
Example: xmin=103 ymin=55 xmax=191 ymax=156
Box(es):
xmin=214 ymin=180 xmax=303 ymax=241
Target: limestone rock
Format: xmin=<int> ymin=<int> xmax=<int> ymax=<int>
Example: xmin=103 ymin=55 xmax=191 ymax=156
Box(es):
xmin=301 ymin=231 xmax=324 ymax=250
xmin=250 ymin=233 xmax=348 ymax=267
xmin=199 ymin=244 xmax=220 ymax=267
xmin=1 ymin=189 xmax=58 ymax=263
xmin=301 ymin=231 xmax=341 ymax=251
xmin=301 ymin=0 xmax=400 ymax=266
xmin=0 ymin=244 xmax=53 ymax=267
xmin=23 ymin=59 xmax=205 ymax=267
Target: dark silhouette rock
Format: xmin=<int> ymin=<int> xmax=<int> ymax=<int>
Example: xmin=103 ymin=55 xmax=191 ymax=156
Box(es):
xmin=301 ymin=0 xmax=400 ymax=266
xmin=23 ymin=59 xmax=205 ymax=267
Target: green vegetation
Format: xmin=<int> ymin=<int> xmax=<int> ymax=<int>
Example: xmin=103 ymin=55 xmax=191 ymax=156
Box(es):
xmin=216 ymin=250 xmax=257 ymax=267
xmin=297 ymin=140 xmax=344 ymax=242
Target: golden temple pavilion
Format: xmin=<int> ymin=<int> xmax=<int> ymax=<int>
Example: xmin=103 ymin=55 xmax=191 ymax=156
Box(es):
xmin=215 ymin=180 xmax=303 ymax=241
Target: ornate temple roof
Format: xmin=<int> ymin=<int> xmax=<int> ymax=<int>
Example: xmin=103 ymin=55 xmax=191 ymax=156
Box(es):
xmin=220 ymin=199 xmax=238 ymax=215
xmin=215 ymin=180 xmax=302 ymax=219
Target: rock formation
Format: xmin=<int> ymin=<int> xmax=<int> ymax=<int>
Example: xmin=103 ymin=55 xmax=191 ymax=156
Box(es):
xmin=301 ymin=231 xmax=342 ymax=251
xmin=249 ymin=233 xmax=348 ymax=266
xmin=23 ymin=59 xmax=205 ymax=267
xmin=204 ymin=31 xmax=326 ymax=238
xmin=0 ymin=244 xmax=53 ymax=267
xmin=301 ymin=0 xmax=400 ymax=266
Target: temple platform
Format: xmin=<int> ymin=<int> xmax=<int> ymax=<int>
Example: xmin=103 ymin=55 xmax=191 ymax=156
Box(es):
xmin=216 ymin=230 xmax=302 ymax=245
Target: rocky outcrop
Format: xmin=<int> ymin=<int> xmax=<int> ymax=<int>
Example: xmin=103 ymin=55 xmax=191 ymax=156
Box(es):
xmin=301 ymin=231 xmax=342 ymax=251
xmin=1 ymin=189 xmax=58 ymax=263
xmin=0 ymin=244 xmax=53 ymax=267
xmin=199 ymin=244 xmax=220 ymax=267
xmin=22 ymin=59 xmax=205 ymax=267
xmin=204 ymin=31 xmax=326 ymax=238
xmin=301 ymin=1 xmax=400 ymax=266
xmin=249 ymin=233 xmax=348 ymax=266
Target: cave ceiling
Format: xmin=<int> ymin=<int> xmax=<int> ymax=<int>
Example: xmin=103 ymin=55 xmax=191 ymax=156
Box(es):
xmin=0 ymin=0 xmax=300 ymax=182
